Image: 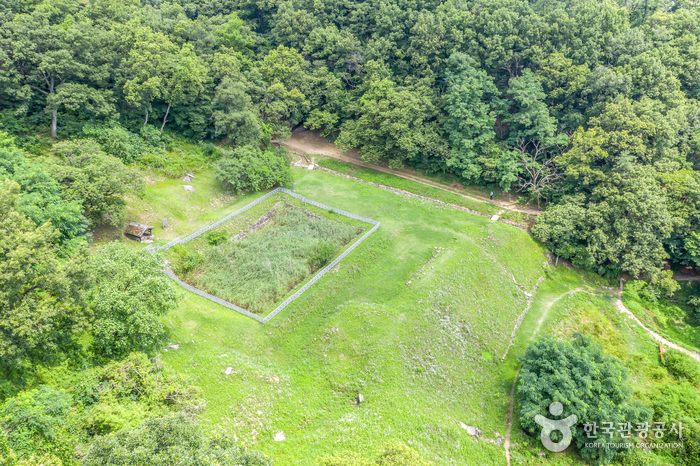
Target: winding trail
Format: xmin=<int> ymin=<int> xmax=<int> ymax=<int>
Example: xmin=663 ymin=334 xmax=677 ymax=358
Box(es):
xmin=614 ymin=289 xmax=700 ymax=363
xmin=503 ymin=287 xmax=585 ymax=466
xmin=282 ymin=129 xmax=540 ymax=216
xmin=288 ymin=132 xmax=700 ymax=461
xmin=503 ymin=285 xmax=700 ymax=465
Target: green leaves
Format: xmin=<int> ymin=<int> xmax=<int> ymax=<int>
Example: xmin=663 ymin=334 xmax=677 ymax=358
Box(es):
xmin=215 ymin=145 xmax=292 ymax=193
xmin=0 ymin=180 xmax=89 ymax=374
xmin=336 ymin=77 xmax=447 ymax=170
xmin=443 ymin=52 xmax=499 ymax=183
xmin=88 ymin=243 xmax=178 ymax=358
xmin=518 ymin=334 xmax=652 ymax=464
xmin=0 ymin=386 xmax=72 ymax=457
xmin=0 ymin=10 xmax=113 ymax=137
xmin=82 ymin=413 xmax=272 ymax=466
xmin=212 ymin=78 xmax=261 ymax=146
xmin=48 ymin=139 xmax=142 ymax=229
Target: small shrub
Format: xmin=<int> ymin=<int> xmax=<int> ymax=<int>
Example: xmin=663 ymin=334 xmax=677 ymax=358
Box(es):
xmin=216 ymin=145 xmax=292 ymax=193
xmin=83 ymin=123 xmax=146 ymax=163
xmin=140 ymin=125 xmax=163 ymax=147
xmin=206 ymin=230 xmax=229 ymax=246
xmin=664 ymin=349 xmax=700 ymax=386
xmin=179 ymin=251 xmax=203 ymax=275
xmin=309 ymin=241 xmax=336 ymax=270
xmin=163 ymin=157 xmax=190 ymax=178
xmin=81 ymin=413 xmax=272 ymax=466
xmin=138 ymin=152 xmax=168 ymax=169
xmin=0 ymin=386 xmax=72 ymax=457
xmin=198 ymin=141 xmax=224 ymax=161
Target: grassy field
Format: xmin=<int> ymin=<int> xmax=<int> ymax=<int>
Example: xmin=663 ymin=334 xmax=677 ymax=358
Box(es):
xmin=315 ymin=158 xmax=501 ymax=215
xmin=115 ymin=163 xmax=687 ymax=465
xmin=151 ymin=166 xmax=557 ymax=465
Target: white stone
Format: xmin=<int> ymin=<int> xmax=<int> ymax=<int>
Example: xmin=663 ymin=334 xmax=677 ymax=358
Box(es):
xmin=274 ymin=431 xmax=286 ymax=441
xmin=168 ymin=344 xmax=179 ymax=350
xmin=460 ymin=422 xmax=478 ymax=437
xmin=183 ymin=185 xmax=195 ymax=192
xmin=224 ymin=366 xmax=233 ymax=376
xmin=490 ymin=215 xmax=500 ymax=221
xmin=358 ymin=393 xmax=364 ymax=404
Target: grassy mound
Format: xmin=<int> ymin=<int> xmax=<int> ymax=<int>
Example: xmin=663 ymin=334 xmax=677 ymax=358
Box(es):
xmin=159 ymin=167 xmax=552 ymax=465
xmin=192 ymin=203 xmax=360 ymax=313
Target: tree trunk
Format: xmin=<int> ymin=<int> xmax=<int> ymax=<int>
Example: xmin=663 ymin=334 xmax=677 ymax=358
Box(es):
xmin=160 ymin=102 xmax=171 ymax=134
xmin=143 ymin=109 xmax=149 ymax=127
xmin=51 ymin=108 xmax=58 ymax=139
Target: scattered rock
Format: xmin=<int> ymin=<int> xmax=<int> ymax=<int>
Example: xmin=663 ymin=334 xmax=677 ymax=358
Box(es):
xmin=181 ymin=173 xmax=194 ymax=182
xmin=538 ymin=452 xmax=546 ymax=459
xmin=460 ymin=422 xmax=480 ymax=437
xmin=274 ymin=431 xmax=286 ymax=441
xmin=497 ymin=437 xmax=502 ymax=446
xmin=168 ymin=344 xmax=179 ymax=350
xmin=307 ymin=164 xmax=314 ymax=170
xmin=183 ymin=185 xmax=195 ymax=192
xmin=224 ymin=367 xmax=233 ymax=376
xmin=358 ymin=393 xmax=364 ymax=404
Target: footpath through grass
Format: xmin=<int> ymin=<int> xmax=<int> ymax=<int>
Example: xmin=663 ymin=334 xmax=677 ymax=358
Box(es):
xmin=314 ymin=157 xmax=536 ymax=227
xmin=622 ymin=280 xmax=700 ymax=353
xmin=158 ymin=166 xmax=549 ymax=465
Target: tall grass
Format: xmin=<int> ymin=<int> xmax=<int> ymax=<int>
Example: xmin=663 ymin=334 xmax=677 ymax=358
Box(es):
xmin=192 ymin=203 xmax=359 ymax=313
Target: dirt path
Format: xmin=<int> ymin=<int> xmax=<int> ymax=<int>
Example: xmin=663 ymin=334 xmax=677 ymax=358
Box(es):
xmin=674 ymin=274 xmax=700 ymax=282
xmin=501 ymin=276 xmax=546 ymax=363
xmin=503 ymin=286 xmax=700 ymax=465
xmin=282 ymin=129 xmax=541 ymax=216
xmin=614 ymin=289 xmax=700 ymax=363
xmin=503 ymin=287 xmax=585 ymax=465
xmin=504 ymin=367 xmax=520 ymax=466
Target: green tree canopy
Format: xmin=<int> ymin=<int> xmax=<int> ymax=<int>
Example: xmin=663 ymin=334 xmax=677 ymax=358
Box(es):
xmin=82 ymin=413 xmax=271 ymax=466
xmin=518 ymin=333 xmax=652 ymax=464
xmin=0 ymin=180 xmax=89 ymax=377
xmin=47 ymin=139 xmax=142 ymax=229
xmin=88 ymin=243 xmax=178 ymax=358
xmin=215 ymin=145 xmax=292 ymax=193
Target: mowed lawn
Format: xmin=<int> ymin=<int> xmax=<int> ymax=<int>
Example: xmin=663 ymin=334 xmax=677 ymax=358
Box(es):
xmin=156 ymin=167 xmax=550 ymax=465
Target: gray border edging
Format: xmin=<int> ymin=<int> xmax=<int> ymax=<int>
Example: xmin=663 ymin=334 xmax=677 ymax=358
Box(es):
xmin=152 ymin=188 xmax=379 ymax=324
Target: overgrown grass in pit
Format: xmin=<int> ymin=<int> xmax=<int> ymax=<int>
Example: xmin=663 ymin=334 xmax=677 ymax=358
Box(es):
xmin=189 ymin=203 xmax=360 ymax=314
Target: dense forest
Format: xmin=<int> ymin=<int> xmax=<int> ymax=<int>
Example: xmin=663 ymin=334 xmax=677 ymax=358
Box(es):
xmin=1 ymin=0 xmax=700 ymax=288
xmin=2 ymin=0 xmax=700 ymax=464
